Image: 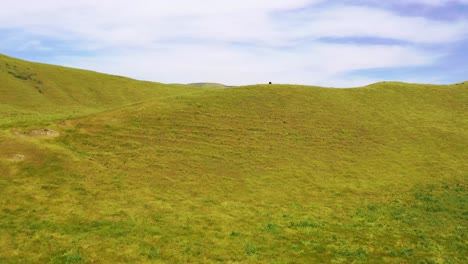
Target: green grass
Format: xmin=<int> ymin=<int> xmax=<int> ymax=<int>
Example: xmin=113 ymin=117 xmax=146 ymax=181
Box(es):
xmin=0 ymin=54 xmax=467 ymax=263
xmin=0 ymin=54 xmax=198 ymax=128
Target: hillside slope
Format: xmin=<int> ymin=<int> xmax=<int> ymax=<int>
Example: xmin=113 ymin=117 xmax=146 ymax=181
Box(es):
xmin=0 ymin=55 xmax=467 ymax=263
xmin=0 ymin=54 xmax=198 ymax=127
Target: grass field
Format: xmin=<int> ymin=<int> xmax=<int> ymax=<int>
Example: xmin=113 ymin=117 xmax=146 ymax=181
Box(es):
xmin=0 ymin=54 xmax=467 ymax=263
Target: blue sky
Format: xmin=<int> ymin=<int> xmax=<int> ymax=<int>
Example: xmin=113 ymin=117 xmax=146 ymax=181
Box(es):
xmin=0 ymin=0 xmax=467 ymax=87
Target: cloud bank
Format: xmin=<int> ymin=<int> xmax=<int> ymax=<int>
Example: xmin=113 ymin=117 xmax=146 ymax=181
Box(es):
xmin=0 ymin=0 xmax=467 ymax=86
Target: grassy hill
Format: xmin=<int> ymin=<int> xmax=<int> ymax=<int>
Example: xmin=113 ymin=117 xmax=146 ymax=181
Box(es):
xmin=187 ymin=82 xmax=234 ymax=89
xmin=0 ymin=54 xmax=197 ymax=128
xmin=0 ymin=54 xmax=466 ymax=263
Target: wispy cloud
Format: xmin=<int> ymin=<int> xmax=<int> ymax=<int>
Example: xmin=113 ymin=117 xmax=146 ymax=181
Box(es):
xmin=284 ymin=5 xmax=468 ymax=43
xmin=0 ymin=0 xmax=466 ymax=86
xmin=377 ymin=0 xmax=468 ymax=6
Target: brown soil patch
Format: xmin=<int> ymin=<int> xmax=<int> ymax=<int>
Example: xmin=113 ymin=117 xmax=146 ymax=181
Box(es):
xmin=13 ymin=131 xmax=26 ymax=138
xmin=58 ymin=120 xmax=72 ymax=127
xmin=27 ymin=129 xmax=60 ymax=137
xmin=12 ymin=154 xmax=25 ymax=161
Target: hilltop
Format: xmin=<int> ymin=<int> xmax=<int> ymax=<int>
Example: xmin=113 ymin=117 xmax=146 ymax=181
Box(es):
xmin=187 ymin=82 xmax=234 ymax=89
xmin=0 ymin=54 xmax=466 ymax=263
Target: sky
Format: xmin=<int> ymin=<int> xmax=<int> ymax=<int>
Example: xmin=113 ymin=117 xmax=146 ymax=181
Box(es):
xmin=0 ymin=0 xmax=467 ymax=87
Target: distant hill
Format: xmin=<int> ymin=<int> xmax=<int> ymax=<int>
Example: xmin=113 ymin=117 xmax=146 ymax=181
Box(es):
xmin=0 ymin=54 xmax=195 ymax=121
xmin=0 ymin=54 xmax=466 ymax=263
xmin=187 ymin=82 xmax=234 ymax=89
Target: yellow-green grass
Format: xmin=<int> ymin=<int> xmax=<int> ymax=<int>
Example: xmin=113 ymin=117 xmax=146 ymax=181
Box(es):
xmin=0 ymin=54 xmax=199 ymax=128
xmin=0 ymin=54 xmax=467 ymax=263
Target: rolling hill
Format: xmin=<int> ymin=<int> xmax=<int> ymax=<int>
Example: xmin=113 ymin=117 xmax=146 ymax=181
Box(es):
xmin=0 ymin=54 xmax=466 ymax=263
xmin=187 ymin=82 xmax=234 ymax=89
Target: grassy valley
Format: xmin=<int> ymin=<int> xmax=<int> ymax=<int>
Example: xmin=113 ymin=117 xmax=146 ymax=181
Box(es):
xmin=0 ymin=54 xmax=466 ymax=263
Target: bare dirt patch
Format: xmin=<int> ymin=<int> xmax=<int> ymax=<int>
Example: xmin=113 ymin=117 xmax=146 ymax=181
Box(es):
xmin=13 ymin=131 xmax=26 ymax=138
xmin=58 ymin=120 xmax=73 ymax=127
xmin=12 ymin=154 xmax=25 ymax=161
xmin=27 ymin=129 xmax=60 ymax=137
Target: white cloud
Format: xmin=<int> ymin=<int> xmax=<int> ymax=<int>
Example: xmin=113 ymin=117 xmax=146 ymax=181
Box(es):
xmin=0 ymin=0 xmax=321 ymax=48
xmin=283 ymin=5 xmax=468 ymax=44
xmin=1 ymin=0 xmax=466 ymax=47
xmin=55 ymin=42 xmax=438 ymax=87
xmin=401 ymin=0 xmax=468 ymax=5
xmin=0 ymin=0 xmax=466 ymax=86
xmin=355 ymin=0 xmax=468 ymax=6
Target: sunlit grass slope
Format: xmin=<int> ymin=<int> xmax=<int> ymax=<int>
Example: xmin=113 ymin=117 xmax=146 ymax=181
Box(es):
xmin=0 ymin=55 xmax=467 ymax=263
xmin=0 ymin=54 xmax=196 ymax=127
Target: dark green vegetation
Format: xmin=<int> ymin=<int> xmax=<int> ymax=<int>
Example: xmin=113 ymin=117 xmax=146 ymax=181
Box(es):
xmin=0 ymin=54 xmax=467 ymax=263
